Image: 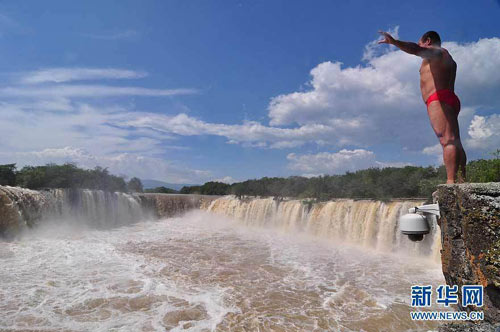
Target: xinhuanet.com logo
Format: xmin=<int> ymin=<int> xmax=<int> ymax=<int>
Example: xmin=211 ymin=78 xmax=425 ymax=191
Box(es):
xmin=410 ymin=310 xmax=484 ymax=321
xmin=410 ymin=284 xmax=484 ymax=321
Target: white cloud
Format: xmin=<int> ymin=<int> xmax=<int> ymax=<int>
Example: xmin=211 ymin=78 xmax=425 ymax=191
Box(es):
xmin=0 ymin=67 xmax=211 ymax=183
xmin=374 ymin=161 xmax=413 ymax=168
xmin=0 ymin=147 xmax=211 ymax=184
xmin=286 ymin=149 xmax=377 ymax=175
xmin=0 ymin=101 xmax=169 ymax=156
xmin=422 ymin=144 xmax=442 ymax=156
xmin=423 ymin=114 xmax=500 ymax=162
xmin=286 ymin=150 xmax=415 ymax=176
xmin=466 ymin=114 xmax=500 ymax=151
xmin=213 ymin=176 xmax=238 ymax=184
xmin=421 ymin=113 xmax=500 ymax=164
xmin=2 ymin=34 xmax=500 ymax=183
xmin=468 ymin=115 xmax=494 ymax=139
xmin=268 ymin=54 xmax=421 ymax=126
xmin=0 ymin=85 xmax=197 ymax=98
xmin=113 ymin=112 xmax=366 ymax=148
xmin=446 ymin=39 xmax=500 ymax=107
xmin=4 ymin=38 xmax=499 ymax=160
xmin=421 ymin=143 xmax=444 ymax=165
xmin=267 ymin=37 xmax=500 ymax=151
xmin=0 ymin=67 xmax=196 ymax=156
xmin=20 ymin=68 xmax=147 ymax=84
xmin=362 ymin=26 xmax=400 ymax=62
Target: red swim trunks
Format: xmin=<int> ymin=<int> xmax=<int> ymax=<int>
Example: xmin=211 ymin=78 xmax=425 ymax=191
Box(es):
xmin=425 ymin=89 xmax=461 ymax=113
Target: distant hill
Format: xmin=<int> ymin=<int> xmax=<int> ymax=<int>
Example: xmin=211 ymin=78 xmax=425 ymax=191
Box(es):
xmin=141 ymin=179 xmax=199 ymax=191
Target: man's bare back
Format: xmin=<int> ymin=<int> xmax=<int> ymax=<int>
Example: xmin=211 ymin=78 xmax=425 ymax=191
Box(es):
xmin=378 ymin=30 xmax=466 ymax=184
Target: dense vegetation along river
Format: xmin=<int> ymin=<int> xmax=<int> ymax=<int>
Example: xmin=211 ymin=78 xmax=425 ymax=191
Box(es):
xmin=1 ymin=210 xmax=446 ymax=331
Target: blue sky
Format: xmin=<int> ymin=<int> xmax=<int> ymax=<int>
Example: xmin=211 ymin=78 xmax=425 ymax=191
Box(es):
xmin=0 ymin=0 xmax=499 ymax=184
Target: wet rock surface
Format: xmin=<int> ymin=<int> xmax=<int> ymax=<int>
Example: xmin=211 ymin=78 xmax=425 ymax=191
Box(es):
xmin=438 ymin=322 xmax=500 ymax=332
xmin=436 ymin=183 xmax=500 ymax=325
xmin=137 ymin=193 xmax=218 ymax=219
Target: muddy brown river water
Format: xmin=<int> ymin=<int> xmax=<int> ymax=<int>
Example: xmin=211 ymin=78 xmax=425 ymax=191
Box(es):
xmin=0 ymin=210 xmax=446 ymax=331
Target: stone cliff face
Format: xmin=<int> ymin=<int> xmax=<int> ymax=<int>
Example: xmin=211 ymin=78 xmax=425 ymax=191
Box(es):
xmin=138 ymin=193 xmax=217 ymax=218
xmin=0 ymin=186 xmax=62 ymax=237
xmin=436 ymin=183 xmax=500 ymax=325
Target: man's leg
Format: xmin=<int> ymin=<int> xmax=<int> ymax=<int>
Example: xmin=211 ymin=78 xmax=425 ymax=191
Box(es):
xmin=427 ymin=101 xmax=465 ymax=184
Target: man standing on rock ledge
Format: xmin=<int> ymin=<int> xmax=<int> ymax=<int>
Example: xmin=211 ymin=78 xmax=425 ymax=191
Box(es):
xmin=378 ymin=30 xmax=466 ymax=184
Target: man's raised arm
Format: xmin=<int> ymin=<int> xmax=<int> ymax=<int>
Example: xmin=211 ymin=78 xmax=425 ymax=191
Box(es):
xmin=378 ymin=31 xmax=441 ymax=59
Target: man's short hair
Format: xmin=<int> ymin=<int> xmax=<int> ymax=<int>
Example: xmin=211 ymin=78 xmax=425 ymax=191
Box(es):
xmin=421 ymin=31 xmax=441 ymax=46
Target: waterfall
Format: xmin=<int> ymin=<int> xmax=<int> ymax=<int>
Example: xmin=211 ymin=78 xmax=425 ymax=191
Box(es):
xmin=206 ymin=196 xmax=441 ymax=260
xmin=0 ymin=185 xmax=441 ymax=260
xmin=0 ymin=186 xmax=149 ymax=235
xmin=0 ymin=186 xmax=219 ymax=236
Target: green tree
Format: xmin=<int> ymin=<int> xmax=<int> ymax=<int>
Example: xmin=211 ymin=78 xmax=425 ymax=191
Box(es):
xmin=145 ymin=186 xmax=178 ymax=194
xmin=0 ymin=164 xmax=16 ymax=186
xmin=467 ymin=158 xmax=500 ymax=183
xmin=16 ymin=164 xmax=128 ymax=192
xmin=127 ymin=177 xmax=144 ymax=193
xmin=199 ymin=181 xmax=230 ymax=195
xmin=180 ymin=185 xmax=201 ymax=194
xmin=17 ymin=165 xmax=48 ymax=189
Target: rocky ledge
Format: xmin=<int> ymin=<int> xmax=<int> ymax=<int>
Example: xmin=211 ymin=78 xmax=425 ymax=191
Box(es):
xmin=436 ymin=183 xmax=500 ymax=329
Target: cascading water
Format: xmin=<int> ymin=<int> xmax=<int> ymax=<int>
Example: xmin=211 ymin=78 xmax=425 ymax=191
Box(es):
xmin=0 ymin=186 xmax=150 ymax=234
xmin=0 ymin=186 xmax=212 ymax=235
xmin=0 ymin=190 xmax=447 ymax=331
xmin=206 ymin=196 xmax=441 ymax=260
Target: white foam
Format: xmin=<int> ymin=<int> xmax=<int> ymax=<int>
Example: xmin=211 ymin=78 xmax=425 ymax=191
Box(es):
xmin=0 ymin=210 xmax=447 ymax=331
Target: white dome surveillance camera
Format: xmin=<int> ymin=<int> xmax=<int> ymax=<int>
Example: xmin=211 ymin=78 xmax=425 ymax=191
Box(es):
xmin=399 ymin=203 xmax=440 ymax=242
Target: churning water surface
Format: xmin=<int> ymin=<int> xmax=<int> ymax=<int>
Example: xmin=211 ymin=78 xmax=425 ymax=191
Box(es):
xmin=0 ymin=211 xmax=446 ymax=332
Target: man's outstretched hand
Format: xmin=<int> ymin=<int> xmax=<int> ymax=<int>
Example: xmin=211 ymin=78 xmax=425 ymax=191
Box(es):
xmin=378 ymin=31 xmax=395 ymax=45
